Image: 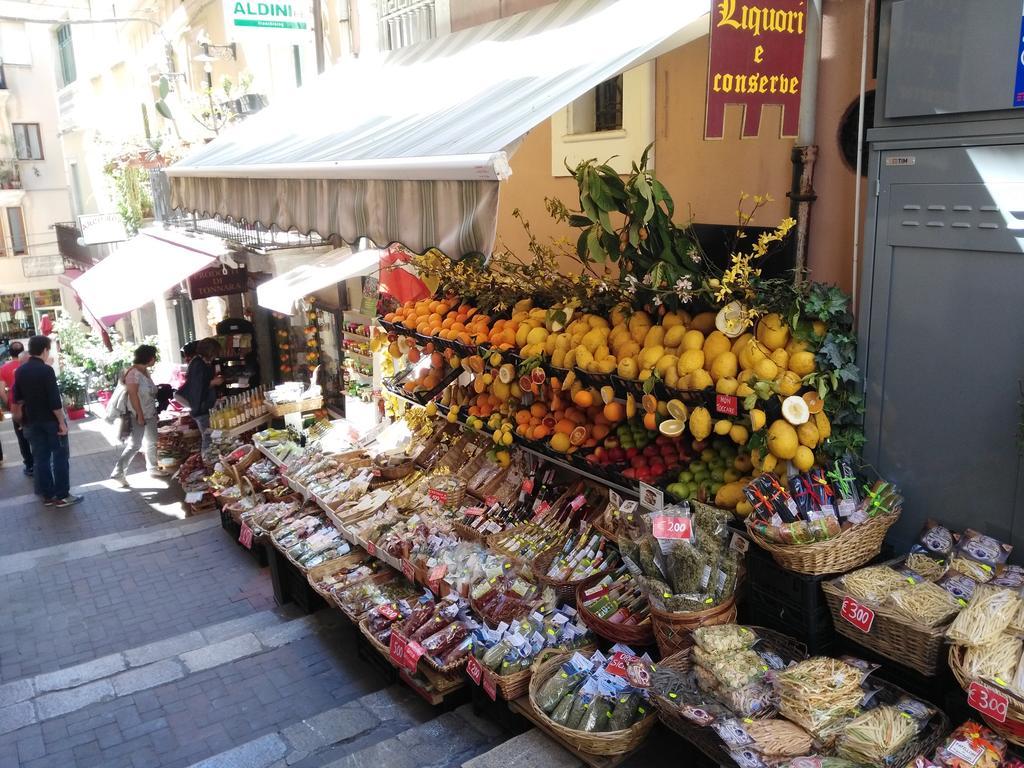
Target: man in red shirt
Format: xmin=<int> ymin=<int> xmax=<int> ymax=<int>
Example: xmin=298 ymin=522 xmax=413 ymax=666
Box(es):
xmin=1 ymin=341 xmax=33 ymax=476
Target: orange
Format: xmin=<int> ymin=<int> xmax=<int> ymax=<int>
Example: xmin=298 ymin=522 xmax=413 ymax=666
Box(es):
xmin=431 ymin=352 xmax=444 ymax=368
xmin=515 ymin=410 xmax=531 ymax=425
xmin=592 ymin=424 xmax=610 ymax=441
xmin=643 ymin=412 xmax=658 ymax=431
xmin=641 ymin=394 xmax=658 ymax=414
xmin=407 ymin=348 xmax=421 ymax=364
xmin=603 ymin=402 xmax=625 ymax=423
xmin=529 ymin=402 xmax=548 ymax=418
xmin=555 ymin=418 xmax=575 ymax=435
xmin=572 ymin=390 xmax=594 ymax=408
xmin=531 ymin=425 xmax=550 ymax=440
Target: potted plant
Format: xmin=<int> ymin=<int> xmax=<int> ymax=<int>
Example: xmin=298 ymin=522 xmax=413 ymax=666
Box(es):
xmin=58 ymin=368 xmax=88 ymax=420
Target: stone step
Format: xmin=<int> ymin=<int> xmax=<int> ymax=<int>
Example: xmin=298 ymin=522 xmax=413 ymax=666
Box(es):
xmin=462 ymin=728 xmax=584 ymax=768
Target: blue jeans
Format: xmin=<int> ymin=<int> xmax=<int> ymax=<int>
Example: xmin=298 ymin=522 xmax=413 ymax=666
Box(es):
xmin=24 ymin=421 xmax=70 ymax=500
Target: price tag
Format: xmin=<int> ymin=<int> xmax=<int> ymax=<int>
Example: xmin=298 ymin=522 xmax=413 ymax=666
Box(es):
xmin=729 ymin=532 xmax=750 ymax=554
xmin=464 ymin=507 xmax=485 ymax=517
xmin=366 ymin=541 xmax=377 ymax=556
xmin=605 ymin=651 xmax=639 ymax=679
xmin=210 ymin=430 xmax=223 ymax=440
xmin=184 ymin=491 xmax=205 ymax=504
xmin=389 ymin=633 xmax=408 ymax=666
xmin=652 ymin=515 xmax=694 ymax=541
xmin=521 ymin=479 xmax=534 ymax=494
xmin=608 ymin=489 xmax=623 ymax=508
xmin=238 ymin=523 xmax=254 ymax=550
xmin=466 ymin=655 xmax=483 ymax=685
xmin=532 ymin=501 xmax=551 ymax=520
xmin=483 ymin=673 xmax=498 ymax=701
xmin=569 ymin=494 xmax=587 ymax=511
xmin=840 ymin=596 xmax=875 ymax=633
xmin=715 ymin=394 xmax=739 ymax=416
xmin=484 ymin=495 xmax=498 ymax=507
xmin=427 ymin=564 xmax=447 ymax=585
xmin=379 ymin=604 xmax=399 ymax=621
xmin=968 ymin=680 xmax=1009 ymax=723
xmin=639 ymin=482 xmax=664 ymax=511
xmin=402 ymin=559 xmax=416 ymax=581
xmin=428 ymin=488 xmax=449 ymax=504
xmin=403 ymin=640 xmax=426 ymax=671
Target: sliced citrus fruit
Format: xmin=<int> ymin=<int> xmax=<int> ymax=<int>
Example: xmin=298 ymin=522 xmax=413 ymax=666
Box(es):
xmin=498 ymin=363 xmax=516 ymax=384
xmin=569 ymin=426 xmax=588 ymax=446
xmin=658 ymin=419 xmax=685 ymax=438
xmin=802 ymin=391 xmax=825 ymax=414
xmin=518 ymin=375 xmax=533 ymax=392
xmin=781 ymin=395 xmax=810 ymax=425
xmin=489 ymin=352 xmax=502 ymax=366
xmin=562 ymin=369 xmax=576 ymax=389
xmin=715 ymin=300 xmax=747 ymax=338
xmin=531 ymin=367 xmax=546 ymax=385
xmin=625 ymin=392 xmax=637 ymax=419
xmin=666 ymin=399 xmax=688 ymax=421
xmin=641 ymin=393 xmax=658 ymax=414
xmin=600 ymin=385 xmax=616 ymax=405
xmin=467 ymin=355 xmax=485 ymax=374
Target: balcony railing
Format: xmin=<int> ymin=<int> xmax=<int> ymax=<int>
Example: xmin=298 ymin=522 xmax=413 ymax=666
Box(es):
xmin=54 ymin=222 xmax=114 ymax=267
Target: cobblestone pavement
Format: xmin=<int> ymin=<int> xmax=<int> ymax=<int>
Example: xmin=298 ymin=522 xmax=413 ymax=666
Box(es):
xmin=0 ymin=416 xmax=693 ymax=768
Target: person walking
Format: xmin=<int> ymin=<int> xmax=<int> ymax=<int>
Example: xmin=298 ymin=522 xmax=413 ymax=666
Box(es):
xmin=110 ymin=345 xmax=164 ymax=486
xmin=0 ymin=342 xmax=33 ymax=476
xmin=11 ymin=335 xmax=81 ymax=507
xmin=181 ymin=337 xmax=223 ymax=452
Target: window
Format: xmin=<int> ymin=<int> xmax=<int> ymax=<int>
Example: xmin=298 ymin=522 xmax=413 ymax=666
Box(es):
xmin=7 ymin=207 xmax=27 ymax=255
xmin=12 ymin=124 xmax=42 ymax=160
xmin=378 ymin=0 xmax=437 ymax=52
xmin=552 ymin=63 xmax=655 ymax=177
xmin=56 ymin=24 xmax=76 ymax=86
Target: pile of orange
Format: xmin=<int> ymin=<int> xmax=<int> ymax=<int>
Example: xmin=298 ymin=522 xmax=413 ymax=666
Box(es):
xmin=487 ymin=318 xmax=521 ymax=350
xmin=467 ymin=391 xmax=503 ymax=418
xmin=384 ymin=298 xmax=491 ymax=346
xmin=401 ymin=351 xmax=447 ymax=394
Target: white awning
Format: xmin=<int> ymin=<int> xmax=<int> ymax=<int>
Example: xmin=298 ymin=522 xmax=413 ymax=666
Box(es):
xmin=168 ymin=0 xmax=709 ymax=258
xmin=70 ymin=228 xmax=230 ymax=321
xmin=256 ymin=246 xmax=380 ymax=314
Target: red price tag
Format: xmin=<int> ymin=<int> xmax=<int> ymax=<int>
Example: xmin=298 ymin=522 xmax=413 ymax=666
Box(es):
xmin=968 ymin=681 xmax=1010 ymax=723
xmin=840 ymin=596 xmax=875 ymax=633
xmin=378 ymin=603 xmax=399 ymax=621
xmin=484 ymin=495 xmax=498 ymax=507
xmin=403 ymin=640 xmax=426 ymax=671
xmin=569 ymin=494 xmax=587 ymax=511
xmin=483 ymin=674 xmax=497 ymax=701
xmin=605 ymin=651 xmax=638 ymax=679
xmin=715 ymin=394 xmax=739 ymax=416
xmin=652 ymin=515 xmax=694 ymax=541
xmin=238 ymin=522 xmax=254 ymax=550
xmin=466 ymin=655 xmax=483 ymax=685
xmin=366 ymin=541 xmax=377 ymax=556
xmin=389 ymin=633 xmax=408 ymax=666
xmin=427 ymin=564 xmax=447 ymax=583
xmin=464 ymin=507 xmax=485 ymax=517
xmin=532 ymin=501 xmax=551 ymax=521
xmin=521 ymin=479 xmax=534 ymax=494
xmin=428 ymin=488 xmax=449 ymax=503
xmin=402 ymin=559 xmax=416 ymax=581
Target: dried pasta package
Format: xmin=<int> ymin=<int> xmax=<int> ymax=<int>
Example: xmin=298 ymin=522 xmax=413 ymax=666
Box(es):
xmin=950 ymin=556 xmax=996 ymax=584
xmin=946 ymin=585 xmax=1022 ymax=646
xmin=993 ymin=564 xmax=1024 ymax=589
xmin=905 ymin=552 xmax=948 ymax=582
xmin=956 ymin=529 xmax=1012 ymax=568
xmin=886 ymin=581 xmax=962 ymax=627
xmin=962 ymin=634 xmax=1022 ymax=686
xmin=913 ymin=520 xmax=955 ymax=559
xmin=744 ymin=719 xmax=814 ymax=758
xmin=836 ymin=706 xmax=918 ymax=766
xmin=933 ymin=720 xmax=1006 ymax=768
xmin=694 ymin=625 xmax=759 ymax=655
xmin=720 ymin=681 xmax=775 ymax=718
xmin=1010 ymin=600 xmax=1024 ymax=634
xmin=841 ymin=566 xmax=914 ymax=606
xmin=938 ymin=572 xmax=979 ymax=606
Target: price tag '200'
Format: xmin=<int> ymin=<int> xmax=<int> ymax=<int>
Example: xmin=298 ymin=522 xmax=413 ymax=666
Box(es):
xmin=652 ymin=515 xmax=694 ymax=542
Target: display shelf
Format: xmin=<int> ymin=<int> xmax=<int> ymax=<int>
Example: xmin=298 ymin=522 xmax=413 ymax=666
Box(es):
xmin=211 ymin=413 xmax=271 ymax=439
xmin=344 ymin=330 xmax=371 ymax=341
xmin=389 ymin=390 xmax=641 ymax=502
xmin=345 ymin=351 xmax=373 ymax=363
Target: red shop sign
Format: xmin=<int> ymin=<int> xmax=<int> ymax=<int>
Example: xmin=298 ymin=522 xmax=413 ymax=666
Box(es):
xmin=705 ymin=0 xmax=807 ymax=139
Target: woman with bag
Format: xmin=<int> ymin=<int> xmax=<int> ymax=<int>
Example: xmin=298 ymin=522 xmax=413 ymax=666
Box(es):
xmin=110 ymin=345 xmax=164 ymax=486
xmin=180 ymin=338 xmax=223 ymax=453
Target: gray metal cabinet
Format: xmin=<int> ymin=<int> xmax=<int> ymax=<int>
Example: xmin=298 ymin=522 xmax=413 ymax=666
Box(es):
xmin=860 ymin=141 xmax=1024 ymax=550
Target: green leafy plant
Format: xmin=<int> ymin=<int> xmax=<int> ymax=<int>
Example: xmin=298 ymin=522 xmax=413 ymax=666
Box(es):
xmin=57 ymin=368 xmax=86 ymax=409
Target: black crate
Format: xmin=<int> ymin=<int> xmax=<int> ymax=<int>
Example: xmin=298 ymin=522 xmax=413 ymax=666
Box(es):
xmin=355 ymin=629 xmax=399 ymax=685
xmin=741 ymin=585 xmax=837 ymax=656
xmin=267 ymin=546 xmax=326 ymax=614
xmin=743 ymin=543 xmax=832 ymax=620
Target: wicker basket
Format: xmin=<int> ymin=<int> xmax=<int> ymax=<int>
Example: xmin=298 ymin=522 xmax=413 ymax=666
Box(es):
xmin=267 ymin=396 xmax=324 ymax=417
xmin=532 ymin=546 xmax=616 ymax=606
xmin=821 ymin=577 xmax=951 ymax=676
xmin=452 ymin=520 xmax=486 ymax=543
xmin=426 ymin=475 xmax=467 ymax=509
xmin=575 ymin=580 xmax=655 ymax=647
xmin=333 ymin=572 xmax=399 ymax=622
xmin=649 ymin=596 xmax=737 ymax=658
xmin=527 ymin=648 xmax=657 ymax=757
xmin=305 ymin=553 xmax=373 ymax=602
xmin=746 ymin=512 xmax=899 ymax=576
xmin=372 ymin=454 xmax=415 ymax=481
xmin=949 ymin=644 xmax=1024 ymax=746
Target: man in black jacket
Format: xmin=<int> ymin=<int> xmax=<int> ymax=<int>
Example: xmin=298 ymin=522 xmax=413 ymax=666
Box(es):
xmin=12 ymin=335 xmax=82 ymax=508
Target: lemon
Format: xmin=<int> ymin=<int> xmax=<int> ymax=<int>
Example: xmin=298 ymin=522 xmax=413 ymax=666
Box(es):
xmin=770 ymin=348 xmax=788 ymax=370
xmin=756 ymin=313 xmax=790 ymax=350
xmin=735 ymin=499 xmax=754 ymax=517
xmin=677 ymin=349 xmax=705 ymax=376
xmin=689 ymin=407 xmax=712 ymax=440
xmin=715 ymin=481 xmax=746 ymax=509
xmin=814 ymin=411 xmax=832 ymax=440
xmin=731 ymin=333 xmax=754 ymax=356
xmin=501 ymin=431 xmax=514 ymax=446
xmin=617 ymin=357 xmax=639 ymax=380
xmin=710 ymin=351 xmax=739 ymax=382
xmin=663 ymin=325 xmax=686 ymax=348
xmin=549 ymin=432 xmax=571 ymax=453
xmin=425 ymin=402 xmax=438 ymax=417
xmin=714 ymin=419 xmax=732 ymax=436
xmin=681 ymin=330 xmax=705 ymax=351
xmin=736 ymin=383 xmax=754 ymax=398
xmin=797 ymin=421 xmax=819 ymax=448
xmin=761 ymin=453 xmax=779 ymax=473
xmin=729 ymin=424 xmax=749 ymax=445
xmin=703 ymin=331 xmax=732 ymax=364
xmin=658 ymin=419 xmax=685 ymax=437
xmin=644 ymin=325 xmax=665 ymax=349
xmin=749 ymin=408 xmax=766 ymax=431
xmin=715 ymin=301 xmax=747 ymax=338
xmin=716 ymin=377 xmax=739 ymax=396
xmin=625 ymin=392 xmax=637 ymax=419
xmin=767 ymin=419 xmax=799 ymax=460
xmin=655 ymin=354 xmax=678 ymax=376
xmin=667 ymin=399 xmax=688 ymax=421
xmin=638 ymin=345 xmax=665 ymax=371
xmin=690 ymin=369 xmax=713 ymax=389
xmin=781 ymin=395 xmax=810 ymax=425
xmin=788 ymin=351 xmax=817 ymax=377
xmin=793 ymin=446 xmax=815 ymax=472
xmin=600 ymin=385 xmax=616 ymax=405
xmin=753 ymin=358 xmax=779 ymax=381
xmin=775 ymin=371 xmax=802 ymax=396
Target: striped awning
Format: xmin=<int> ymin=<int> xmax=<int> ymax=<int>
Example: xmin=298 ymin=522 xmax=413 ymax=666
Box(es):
xmin=167 ymin=0 xmax=709 ymax=259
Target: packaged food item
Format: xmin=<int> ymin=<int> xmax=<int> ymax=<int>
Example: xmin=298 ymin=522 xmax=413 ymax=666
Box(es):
xmin=938 ymin=571 xmax=979 ymax=606
xmin=693 ymin=625 xmax=759 ymax=655
xmin=836 ymin=705 xmax=918 ymax=765
xmin=946 ymin=585 xmax=1022 ymax=646
xmin=957 ymin=530 xmax=1012 ymax=568
xmin=962 ymin=635 xmax=1022 ymax=688
xmin=536 ymin=661 xmax=586 ymax=713
xmin=886 ymin=580 xmax=962 ymax=627
xmin=607 ymin=691 xmax=645 ymax=731
xmin=775 ymin=657 xmax=864 ymax=733
xmin=841 ymin=565 xmax=914 ymax=605
xmin=744 ymin=719 xmax=813 ymax=758
xmin=992 ymin=564 xmax=1024 ymax=589
xmin=932 ymin=720 xmax=1006 ymax=768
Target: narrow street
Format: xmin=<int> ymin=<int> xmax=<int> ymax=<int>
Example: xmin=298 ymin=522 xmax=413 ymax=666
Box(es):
xmin=0 ymin=415 xmax=678 ymax=768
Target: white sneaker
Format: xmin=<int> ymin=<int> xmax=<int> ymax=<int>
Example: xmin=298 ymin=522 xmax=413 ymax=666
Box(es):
xmin=110 ymin=473 xmax=129 ymax=488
